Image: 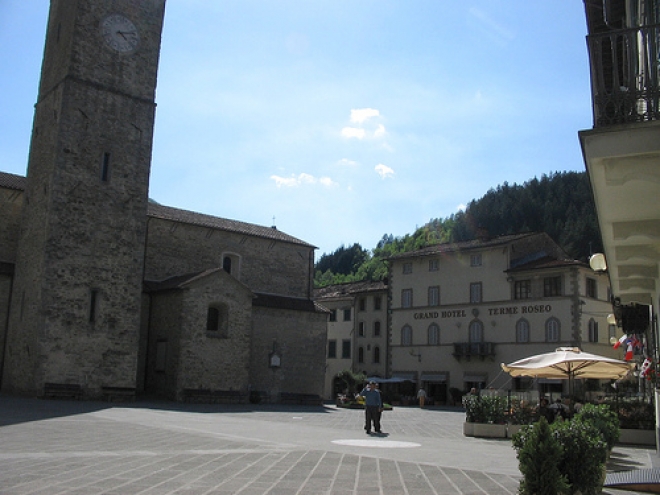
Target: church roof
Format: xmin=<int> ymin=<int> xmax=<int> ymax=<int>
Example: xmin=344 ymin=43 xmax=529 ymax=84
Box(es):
xmin=0 ymin=171 xmax=315 ymax=249
xmin=0 ymin=171 xmax=26 ymax=190
xmin=147 ymin=203 xmax=315 ymax=248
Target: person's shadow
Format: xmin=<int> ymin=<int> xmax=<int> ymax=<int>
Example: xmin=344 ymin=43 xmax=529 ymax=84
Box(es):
xmin=369 ymin=432 xmax=390 ymax=437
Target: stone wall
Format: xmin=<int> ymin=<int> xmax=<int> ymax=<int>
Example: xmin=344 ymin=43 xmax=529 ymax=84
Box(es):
xmin=144 ymin=217 xmax=313 ymax=298
xmin=0 ymin=182 xmax=22 ymax=264
xmin=250 ymin=305 xmax=327 ymax=401
xmin=175 ymin=272 xmax=252 ymax=397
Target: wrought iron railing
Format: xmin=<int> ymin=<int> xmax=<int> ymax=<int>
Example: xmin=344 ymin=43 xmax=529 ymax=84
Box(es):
xmin=586 ymin=24 xmax=660 ymax=127
xmin=452 ymin=342 xmax=496 ymax=360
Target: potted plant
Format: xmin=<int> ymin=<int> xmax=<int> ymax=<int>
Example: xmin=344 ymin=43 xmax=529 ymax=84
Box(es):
xmin=464 ymin=395 xmax=508 ymax=438
xmin=574 ymin=403 xmax=619 ymax=452
xmin=552 ymin=418 xmax=608 ymax=494
xmin=512 ymin=416 xmax=608 ymax=495
xmin=512 ymin=418 xmax=569 ymax=495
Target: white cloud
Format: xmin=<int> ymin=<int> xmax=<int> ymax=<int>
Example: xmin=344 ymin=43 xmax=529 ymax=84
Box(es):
xmin=341 ymin=126 xmax=366 ymax=139
xmin=350 ymin=108 xmax=380 ymax=123
xmin=338 ymin=158 xmax=359 ymax=167
xmin=457 ymin=203 xmax=467 ymax=211
xmin=319 ymin=177 xmax=337 ymax=187
xmin=375 ymin=164 xmax=394 ymax=179
xmin=374 ymin=124 xmax=386 ymax=138
xmin=270 ymin=173 xmax=337 ymax=188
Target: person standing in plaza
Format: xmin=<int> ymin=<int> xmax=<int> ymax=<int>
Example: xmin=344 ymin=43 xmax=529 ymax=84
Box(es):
xmin=417 ymin=387 xmax=427 ymax=408
xmin=359 ymin=381 xmax=383 ymax=434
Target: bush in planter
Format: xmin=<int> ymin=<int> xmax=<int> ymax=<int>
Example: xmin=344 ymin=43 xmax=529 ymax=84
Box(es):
xmin=511 ymin=418 xmax=569 ymax=495
xmin=575 ymin=403 xmax=620 ymax=451
xmin=615 ymin=400 xmax=655 ymax=430
xmin=552 ymin=418 xmax=608 ymax=495
xmin=509 ymin=398 xmax=536 ymax=425
xmin=464 ymin=395 xmax=507 ymax=423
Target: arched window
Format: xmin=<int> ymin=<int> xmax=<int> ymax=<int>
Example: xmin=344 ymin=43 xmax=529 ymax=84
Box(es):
xmin=401 ymin=325 xmax=412 ymax=346
xmin=516 ymin=319 xmax=530 ymax=343
xmin=373 ymin=346 xmax=380 ymax=363
xmin=373 ymin=320 xmax=381 ymax=337
xmin=545 ymin=318 xmax=560 ymax=342
xmin=428 ymin=323 xmax=440 ymax=345
xmin=222 ymin=253 xmax=240 ymax=278
xmin=206 ymin=304 xmax=228 ymax=338
xmin=588 ymin=319 xmax=599 ymax=343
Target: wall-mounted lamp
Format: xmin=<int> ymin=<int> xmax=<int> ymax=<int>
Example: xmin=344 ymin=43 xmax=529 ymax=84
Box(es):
xmin=409 ymin=349 xmax=422 ymax=362
xmin=589 ymin=253 xmax=607 ymax=272
xmin=607 ymin=313 xmax=617 ymax=325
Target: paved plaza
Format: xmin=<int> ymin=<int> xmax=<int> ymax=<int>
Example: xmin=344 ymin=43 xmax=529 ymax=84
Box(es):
xmin=0 ymin=395 xmax=657 ymax=494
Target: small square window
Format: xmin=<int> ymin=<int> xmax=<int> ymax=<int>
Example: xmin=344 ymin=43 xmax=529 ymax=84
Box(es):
xmin=359 ymin=298 xmax=366 ymax=311
xmin=343 ymin=308 xmax=351 ymax=321
xmin=514 ymin=280 xmax=532 ymax=300
xmin=470 ymin=254 xmax=482 ymax=267
xmin=429 ymin=259 xmax=439 ymax=271
xmin=403 ymin=262 xmax=412 ymax=274
xmin=373 ymin=296 xmax=382 ymax=311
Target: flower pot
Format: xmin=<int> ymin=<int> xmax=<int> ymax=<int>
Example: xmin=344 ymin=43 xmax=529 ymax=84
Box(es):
xmin=507 ymin=424 xmax=524 ymax=438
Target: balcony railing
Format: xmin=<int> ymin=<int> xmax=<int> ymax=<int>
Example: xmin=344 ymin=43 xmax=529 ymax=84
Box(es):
xmin=452 ymin=342 xmax=496 ymax=360
xmin=586 ymin=24 xmax=660 ymax=127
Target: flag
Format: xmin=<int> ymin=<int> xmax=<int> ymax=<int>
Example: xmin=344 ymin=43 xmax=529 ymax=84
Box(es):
xmin=613 ymin=334 xmax=628 ymax=349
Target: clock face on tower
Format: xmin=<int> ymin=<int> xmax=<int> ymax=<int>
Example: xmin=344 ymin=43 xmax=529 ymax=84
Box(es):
xmin=100 ymin=14 xmax=140 ymax=53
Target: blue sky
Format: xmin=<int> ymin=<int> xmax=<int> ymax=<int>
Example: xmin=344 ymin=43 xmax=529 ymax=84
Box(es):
xmin=0 ymin=2 xmax=593 ymax=257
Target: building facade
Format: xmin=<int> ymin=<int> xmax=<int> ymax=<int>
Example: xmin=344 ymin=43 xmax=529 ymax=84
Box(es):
xmin=0 ymin=0 xmax=327 ymax=403
xmin=389 ymin=232 xmax=618 ymax=402
xmin=314 ymin=281 xmax=388 ymax=399
xmin=316 ymin=233 xmax=620 ymax=404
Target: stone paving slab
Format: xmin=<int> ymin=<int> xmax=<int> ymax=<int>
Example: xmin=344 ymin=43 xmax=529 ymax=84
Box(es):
xmin=0 ymin=396 xmax=656 ymax=494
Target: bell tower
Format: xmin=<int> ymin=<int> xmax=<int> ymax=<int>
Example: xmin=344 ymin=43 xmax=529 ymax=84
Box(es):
xmin=2 ymin=0 xmax=166 ymax=397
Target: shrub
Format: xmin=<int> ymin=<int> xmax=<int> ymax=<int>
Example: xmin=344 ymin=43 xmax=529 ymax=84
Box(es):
xmin=614 ymin=400 xmax=655 ymax=430
xmin=552 ymin=418 xmax=608 ymax=495
xmin=512 ymin=418 xmax=569 ymax=495
xmin=509 ymin=398 xmax=536 ymax=425
xmin=464 ymin=395 xmax=507 ymax=424
xmin=575 ymin=403 xmax=620 ymax=451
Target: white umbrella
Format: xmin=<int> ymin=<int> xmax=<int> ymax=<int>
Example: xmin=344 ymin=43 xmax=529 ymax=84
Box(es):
xmin=501 ymin=347 xmax=633 ymax=381
xmin=501 ymin=347 xmax=634 ymax=403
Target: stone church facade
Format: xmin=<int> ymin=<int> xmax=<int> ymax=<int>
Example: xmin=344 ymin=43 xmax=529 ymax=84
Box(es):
xmin=0 ymin=0 xmax=327 ymax=403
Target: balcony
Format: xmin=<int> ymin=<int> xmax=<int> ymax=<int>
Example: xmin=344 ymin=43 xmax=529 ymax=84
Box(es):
xmin=452 ymin=342 xmax=496 ymax=361
xmin=586 ymin=24 xmax=660 ymax=127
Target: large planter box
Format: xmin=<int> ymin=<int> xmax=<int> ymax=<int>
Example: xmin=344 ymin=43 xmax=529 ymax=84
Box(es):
xmin=618 ymin=428 xmax=656 ymax=446
xmin=463 ymin=422 xmax=474 ymax=437
xmin=471 ymin=423 xmax=507 ymax=438
xmin=507 ymin=424 xmax=524 ymax=438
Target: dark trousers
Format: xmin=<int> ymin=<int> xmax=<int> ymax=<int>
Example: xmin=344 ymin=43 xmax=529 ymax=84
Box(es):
xmin=365 ymin=405 xmax=381 ymax=432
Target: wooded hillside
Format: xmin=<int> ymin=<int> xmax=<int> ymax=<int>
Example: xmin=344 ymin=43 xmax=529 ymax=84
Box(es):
xmin=314 ymin=171 xmax=602 ymax=287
